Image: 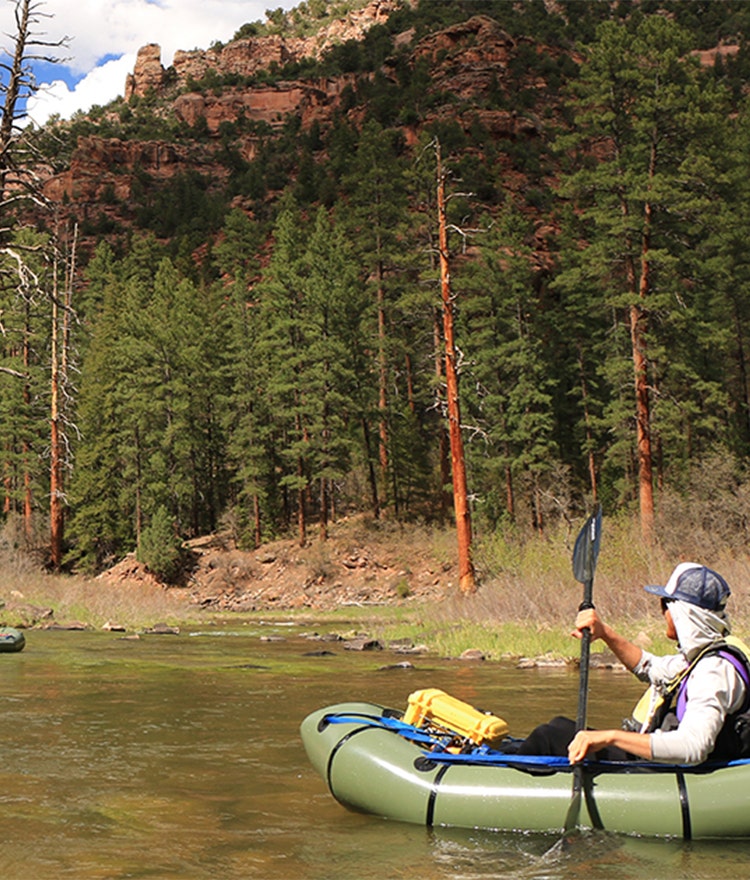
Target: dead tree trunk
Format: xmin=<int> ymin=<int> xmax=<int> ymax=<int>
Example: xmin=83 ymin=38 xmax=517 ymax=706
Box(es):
xmin=434 ymin=307 xmax=452 ymax=522
xmin=624 ymin=144 xmax=656 ymax=543
xmin=50 ymin=241 xmax=62 ymax=568
xmin=577 ymin=347 xmax=598 ymax=504
xmin=633 ymin=187 xmax=655 ymax=543
xmin=22 ymin=296 xmax=32 ymax=541
xmin=436 ymin=140 xmax=476 ymax=594
xmin=0 ymin=2 xmax=69 ymax=553
xmin=49 ymin=222 xmax=77 ymax=570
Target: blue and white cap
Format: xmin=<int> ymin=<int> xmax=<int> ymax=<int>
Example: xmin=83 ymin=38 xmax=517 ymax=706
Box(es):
xmin=644 ymin=562 xmax=730 ymax=612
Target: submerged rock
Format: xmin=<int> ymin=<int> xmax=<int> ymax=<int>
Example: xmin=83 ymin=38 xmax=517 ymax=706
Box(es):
xmin=343 ymin=637 xmax=384 ymax=651
xmin=146 ymin=622 xmax=180 ymax=635
xmin=459 ymin=648 xmax=485 ymax=661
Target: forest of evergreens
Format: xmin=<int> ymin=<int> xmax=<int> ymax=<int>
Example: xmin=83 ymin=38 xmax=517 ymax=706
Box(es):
xmin=4 ymin=0 xmax=750 ymax=577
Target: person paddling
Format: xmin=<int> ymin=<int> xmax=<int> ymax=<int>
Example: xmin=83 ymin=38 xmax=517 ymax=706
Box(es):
xmin=517 ymin=563 xmax=750 ymax=765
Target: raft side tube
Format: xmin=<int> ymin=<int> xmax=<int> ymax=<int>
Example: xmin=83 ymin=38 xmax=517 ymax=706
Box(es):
xmin=683 ymin=764 xmax=750 ymax=838
xmin=0 ymin=627 xmax=25 ymax=653
xmin=300 ymin=702 xmax=750 ymax=839
xmin=326 ymin=725 xmax=441 ymax=823
xmin=300 ymin=702 xmax=386 ymax=779
xmin=430 ymin=762 xmax=577 ymax=834
xmin=582 ymin=769 xmax=685 ymax=838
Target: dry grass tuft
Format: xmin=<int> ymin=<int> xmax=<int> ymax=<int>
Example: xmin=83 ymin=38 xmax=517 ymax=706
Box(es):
xmin=0 ymin=557 xmax=194 ymax=630
xmin=427 ymin=509 xmax=750 ymax=658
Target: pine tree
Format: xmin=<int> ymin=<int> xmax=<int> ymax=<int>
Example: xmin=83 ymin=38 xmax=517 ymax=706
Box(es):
xmin=555 ymin=16 xmax=731 ymax=539
xmin=214 ymin=208 xmax=270 ymax=547
xmin=463 ymin=205 xmax=559 ymax=531
xmin=66 ymin=269 xmax=133 ymax=569
xmin=254 ymin=202 xmax=312 ymax=545
xmin=67 ymin=242 xmax=229 ymax=568
xmin=340 ymin=120 xmax=411 ymax=514
xmin=303 ymin=206 xmax=367 ymax=538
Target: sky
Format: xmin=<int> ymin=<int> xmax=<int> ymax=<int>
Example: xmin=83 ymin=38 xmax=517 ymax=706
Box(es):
xmin=0 ymin=0 xmax=299 ymax=126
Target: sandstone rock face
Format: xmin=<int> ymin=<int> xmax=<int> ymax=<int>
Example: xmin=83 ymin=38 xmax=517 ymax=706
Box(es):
xmin=173 ymin=80 xmax=333 ymax=132
xmin=119 ymin=0 xmax=419 ymax=144
xmin=128 ymin=0 xmax=412 ymax=99
xmin=173 ymin=85 xmax=305 ymax=130
xmin=412 ymin=15 xmax=520 ymax=99
xmin=124 ymin=43 xmax=166 ymax=100
xmin=56 ymin=3 xmax=546 ymax=187
xmin=42 ymin=135 xmax=217 ymax=204
xmin=43 ymin=0 xmax=559 ymax=245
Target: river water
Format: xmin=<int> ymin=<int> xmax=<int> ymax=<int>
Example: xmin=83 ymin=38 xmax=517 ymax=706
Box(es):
xmin=1 ymin=624 xmax=747 ymax=880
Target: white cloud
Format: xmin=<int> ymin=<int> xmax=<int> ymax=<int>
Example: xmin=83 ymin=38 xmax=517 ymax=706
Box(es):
xmin=26 ymin=55 xmax=135 ymax=125
xmin=1 ymin=0 xmax=300 ymax=125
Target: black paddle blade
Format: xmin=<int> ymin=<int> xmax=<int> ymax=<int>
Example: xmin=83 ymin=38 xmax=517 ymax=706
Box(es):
xmin=572 ymin=505 xmax=602 ymax=586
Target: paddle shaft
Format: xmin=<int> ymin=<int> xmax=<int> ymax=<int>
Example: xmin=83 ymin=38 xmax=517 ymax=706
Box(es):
xmin=575 ymin=591 xmax=595 ymax=732
xmin=563 ymin=507 xmax=602 ymax=835
xmin=572 ymin=508 xmax=600 ymax=734
xmin=575 ymin=615 xmax=592 ymax=732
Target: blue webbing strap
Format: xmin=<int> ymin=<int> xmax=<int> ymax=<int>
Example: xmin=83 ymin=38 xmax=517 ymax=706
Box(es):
xmin=323 ymin=712 xmax=451 ymax=746
xmin=422 ymin=749 xmax=750 ymax=772
xmin=323 ymin=713 xmax=571 ymax=770
xmin=322 ymin=712 xmax=750 ymax=773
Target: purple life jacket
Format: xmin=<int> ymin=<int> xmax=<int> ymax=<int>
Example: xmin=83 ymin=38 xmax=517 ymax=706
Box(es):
xmin=675 ymin=647 xmax=750 ymax=721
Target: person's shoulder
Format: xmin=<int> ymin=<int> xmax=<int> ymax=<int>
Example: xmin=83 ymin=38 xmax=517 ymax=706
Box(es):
xmin=691 ymin=651 xmax=746 ymax=684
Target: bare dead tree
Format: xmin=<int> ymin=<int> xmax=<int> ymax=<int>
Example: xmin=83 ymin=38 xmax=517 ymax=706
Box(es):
xmin=0 ymin=1 xmax=71 ymax=559
xmin=0 ymin=0 xmax=69 ymax=210
xmin=435 ymin=138 xmax=476 ymax=595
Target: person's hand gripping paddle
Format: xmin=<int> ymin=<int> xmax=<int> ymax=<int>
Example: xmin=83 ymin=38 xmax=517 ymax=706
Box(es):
xmin=562 ymin=505 xmax=603 ymax=837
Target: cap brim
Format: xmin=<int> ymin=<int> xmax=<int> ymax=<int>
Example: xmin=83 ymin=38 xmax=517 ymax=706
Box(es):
xmin=644 ymin=584 xmax=669 ymax=599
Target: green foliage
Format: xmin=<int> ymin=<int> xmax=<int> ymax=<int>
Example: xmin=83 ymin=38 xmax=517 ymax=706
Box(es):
xmin=461 ymin=205 xmax=561 ymax=528
xmin=136 ymin=505 xmax=184 ymax=582
xmin=553 ymin=14 xmax=735 ymax=510
xmin=66 ymin=240 xmax=231 ymax=568
xmin=134 ymin=171 xmax=228 ymax=248
xmin=17 ymin=0 xmax=750 ymax=574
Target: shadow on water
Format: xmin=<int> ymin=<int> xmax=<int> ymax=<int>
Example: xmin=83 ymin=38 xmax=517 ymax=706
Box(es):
xmin=0 ymin=627 xmax=748 ymax=879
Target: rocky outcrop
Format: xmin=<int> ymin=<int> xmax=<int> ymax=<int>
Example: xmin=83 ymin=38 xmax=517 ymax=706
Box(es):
xmin=173 ymin=76 xmax=350 ymax=133
xmin=43 ymin=136 xmax=216 ymax=204
xmin=411 ymin=15 xmax=554 ymax=103
xmin=125 ymin=43 xmax=166 ymax=100
xmin=173 ymin=37 xmax=295 ymax=86
xmin=413 ymin=14 xmax=515 ymax=63
xmin=118 ymin=10 xmax=547 ymax=142
xmin=126 ymin=0 xmax=413 ymax=101
xmin=40 ymin=2 xmax=563 ymax=248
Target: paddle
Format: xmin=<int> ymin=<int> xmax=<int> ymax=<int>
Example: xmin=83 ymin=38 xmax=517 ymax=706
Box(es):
xmin=562 ymin=504 xmax=602 ymax=837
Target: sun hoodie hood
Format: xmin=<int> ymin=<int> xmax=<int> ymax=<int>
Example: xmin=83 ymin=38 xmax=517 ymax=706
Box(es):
xmin=669 ymin=600 xmax=731 ymax=662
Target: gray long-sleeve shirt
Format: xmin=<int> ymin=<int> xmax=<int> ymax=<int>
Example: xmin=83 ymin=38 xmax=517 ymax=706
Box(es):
xmin=632 ymin=602 xmax=746 ymax=764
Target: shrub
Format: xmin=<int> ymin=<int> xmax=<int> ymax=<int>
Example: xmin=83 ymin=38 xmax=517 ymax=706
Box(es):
xmin=137 ymin=506 xmax=184 ymax=583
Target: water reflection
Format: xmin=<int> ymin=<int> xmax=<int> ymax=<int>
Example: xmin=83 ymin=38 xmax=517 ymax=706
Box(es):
xmin=0 ymin=628 xmax=746 ymax=879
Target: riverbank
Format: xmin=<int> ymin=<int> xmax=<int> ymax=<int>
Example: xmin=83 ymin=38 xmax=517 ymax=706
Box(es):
xmin=2 ymin=513 xmax=749 ymax=662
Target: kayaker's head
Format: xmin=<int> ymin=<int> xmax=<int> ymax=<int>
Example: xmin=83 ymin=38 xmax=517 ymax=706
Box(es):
xmin=644 ymin=563 xmax=731 ymax=657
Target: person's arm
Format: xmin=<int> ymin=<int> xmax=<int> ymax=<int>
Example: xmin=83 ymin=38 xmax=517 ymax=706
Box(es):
xmin=567 ymin=610 xmax=652 ymax=762
xmin=569 ymin=656 xmax=747 ymax=765
xmin=568 ymin=728 xmax=652 ymax=763
xmin=573 ymin=608 xmax=643 ymax=672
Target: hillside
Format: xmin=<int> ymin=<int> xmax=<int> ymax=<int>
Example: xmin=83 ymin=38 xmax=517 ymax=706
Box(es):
xmin=98 ymin=515 xmax=450 ymax=613
xmin=6 ymin=0 xmax=750 ymax=581
xmin=38 ymin=5 xmax=569 ymax=259
xmin=36 ymin=0 xmax=750 ymax=268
